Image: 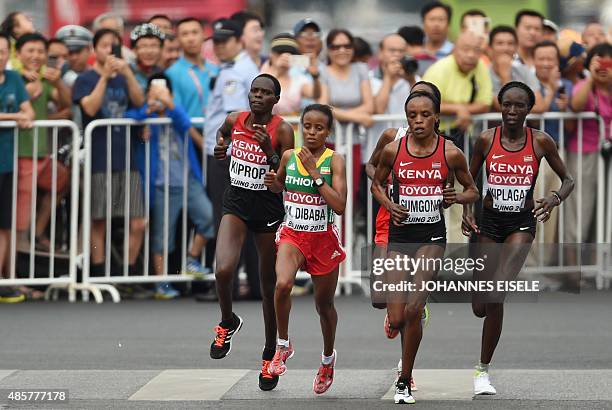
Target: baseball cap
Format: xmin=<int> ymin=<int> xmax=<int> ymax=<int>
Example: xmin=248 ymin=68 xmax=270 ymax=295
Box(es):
xmin=543 ymin=19 xmax=560 ymax=34
xmin=293 ymin=18 xmax=320 ymax=36
xmin=211 ymin=18 xmax=242 ymax=42
xmin=270 ymin=33 xmax=299 ymax=55
xmin=55 ymin=25 xmax=93 ymax=51
xmin=130 ymin=23 xmax=165 ymax=47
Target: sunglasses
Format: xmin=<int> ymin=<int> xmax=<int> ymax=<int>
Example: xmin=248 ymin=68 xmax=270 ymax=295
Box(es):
xmin=329 ymin=43 xmax=353 ymax=51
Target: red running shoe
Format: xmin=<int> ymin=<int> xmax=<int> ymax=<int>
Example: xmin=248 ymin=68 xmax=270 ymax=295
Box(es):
xmin=384 ymin=313 xmax=399 ymax=339
xmin=259 ymin=359 xmax=279 ymax=391
xmin=313 ymin=349 xmax=336 ymax=394
xmin=268 ymin=341 xmax=294 ymax=376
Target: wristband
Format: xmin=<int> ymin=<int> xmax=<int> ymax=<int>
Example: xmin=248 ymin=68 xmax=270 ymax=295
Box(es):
xmin=552 ymin=191 xmax=562 ymax=206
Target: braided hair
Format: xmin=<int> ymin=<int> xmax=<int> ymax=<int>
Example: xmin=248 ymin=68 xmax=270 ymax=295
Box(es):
xmin=498 ymin=81 xmax=535 ymax=110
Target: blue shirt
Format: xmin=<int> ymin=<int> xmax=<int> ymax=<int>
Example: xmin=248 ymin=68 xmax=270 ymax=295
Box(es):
xmin=127 ymin=104 xmax=204 ymax=206
xmin=73 ymin=70 xmax=136 ymax=173
xmin=431 ymin=39 xmax=454 ymax=59
xmin=0 ymin=70 xmax=28 ymax=174
xmin=540 ymin=78 xmax=573 ymax=144
xmin=130 ymin=63 xmax=162 ymax=93
xmin=204 ymin=51 xmax=260 ymax=157
xmin=165 ymin=57 xmax=218 ymax=122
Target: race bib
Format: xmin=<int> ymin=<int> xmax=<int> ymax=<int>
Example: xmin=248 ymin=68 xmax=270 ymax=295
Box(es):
xmin=284 ymin=191 xmax=328 ymax=232
xmin=229 ymin=135 xmax=268 ymax=191
xmin=398 ymin=185 xmax=442 ymax=224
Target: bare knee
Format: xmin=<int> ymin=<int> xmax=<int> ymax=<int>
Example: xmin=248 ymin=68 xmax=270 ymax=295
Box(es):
xmin=130 ymin=218 xmax=146 ymax=234
xmin=315 ymin=298 xmax=335 ymax=316
xmin=275 ymin=277 xmax=294 ymax=299
xmin=404 ymin=304 xmax=423 ymax=323
xmin=388 ymin=311 xmax=405 ymax=329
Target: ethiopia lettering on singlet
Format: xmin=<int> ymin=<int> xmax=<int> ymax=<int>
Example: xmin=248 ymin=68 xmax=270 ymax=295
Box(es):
xmin=229 ymin=131 xmax=269 ymax=190
xmin=486 ymin=157 xmax=535 ymax=213
xmin=397 ymin=167 xmax=444 ymax=224
xmin=284 ymin=174 xmax=328 ymax=232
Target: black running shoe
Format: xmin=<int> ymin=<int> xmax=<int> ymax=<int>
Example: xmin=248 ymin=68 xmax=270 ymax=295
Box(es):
xmin=259 ymin=359 xmax=279 ymax=391
xmin=210 ymin=314 xmax=243 ymax=359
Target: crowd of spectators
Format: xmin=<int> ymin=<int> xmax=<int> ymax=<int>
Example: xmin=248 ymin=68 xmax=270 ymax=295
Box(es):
xmin=0 ymin=2 xmax=610 ymax=302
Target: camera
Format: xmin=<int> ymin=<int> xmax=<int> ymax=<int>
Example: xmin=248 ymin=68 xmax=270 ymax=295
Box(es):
xmin=400 ymin=55 xmax=419 ymax=76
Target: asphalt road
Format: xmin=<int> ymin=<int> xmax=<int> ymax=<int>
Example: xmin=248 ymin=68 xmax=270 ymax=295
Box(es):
xmin=1 ymin=290 xmax=611 ymax=409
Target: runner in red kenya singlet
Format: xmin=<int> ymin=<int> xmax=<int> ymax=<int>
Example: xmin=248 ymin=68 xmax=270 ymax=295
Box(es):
xmin=462 ymin=81 xmax=574 ymax=396
xmin=366 ymin=82 xmax=445 ymax=391
xmin=372 ymin=91 xmax=478 ymax=404
xmin=210 ymin=74 xmax=295 ymax=392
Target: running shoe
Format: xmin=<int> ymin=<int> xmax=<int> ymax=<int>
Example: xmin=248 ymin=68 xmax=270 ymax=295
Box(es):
xmin=259 ymin=359 xmax=279 ymax=391
xmin=268 ymin=341 xmax=294 ymax=376
xmin=474 ymin=370 xmax=497 ymax=395
xmin=422 ymin=304 xmax=430 ymax=329
xmin=209 ymin=313 xmax=243 ymax=359
xmin=0 ymin=287 xmax=25 ymax=303
xmin=395 ymin=359 xmax=418 ymax=392
xmin=184 ymin=256 xmax=213 ymax=279
xmin=384 ymin=313 xmax=399 ymax=339
xmin=154 ymin=282 xmax=180 ymax=299
xmin=394 ymin=380 xmax=415 ymax=404
xmin=313 ymin=349 xmax=336 ymax=394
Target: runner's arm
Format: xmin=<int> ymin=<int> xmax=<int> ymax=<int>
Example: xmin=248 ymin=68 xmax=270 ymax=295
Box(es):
xmin=265 ymin=149 xmax=291 ymax=193
xmin=366 ymin=128 xmax=397 ymax=180
xmin=316 ymin=153 xmax=347 ymax=215
xmin=372 ymin=142 xmax=408 ymax=225
xmin=533 ymin=131 xmax=574 ymax=222
xmin=213 ymin=113 xmax=238 ymax=160
xmin=447 ymin=144 xmax=479 ymax=205
xmin=271 ymin=121 xmax=296 ymax=171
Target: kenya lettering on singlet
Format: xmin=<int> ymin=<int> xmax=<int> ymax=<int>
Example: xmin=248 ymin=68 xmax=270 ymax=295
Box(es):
xmin=484 ymin=127 xmax=539 ymax=213
xmin=229 ymin=112 xmax=282 ymax=191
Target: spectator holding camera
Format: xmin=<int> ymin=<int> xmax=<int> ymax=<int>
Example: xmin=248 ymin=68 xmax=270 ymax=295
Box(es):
xmin=397 ymin=26 xmax=436 ymax=77
xmin=423 ymin=30 xmax=492 ymax=149
xmin=261 ymin=33 xmax=320 ymax=116
xmin=73 ymin=28 xmax=145 ymax=277
xmin=565 ymin=43 xmax=612 ymax=244
xmin=371 ymin=34 xmax=415 ymax=120
xmin=15 ymin=33 xmax=71 ymax=253
xmin=128 ymin=73 xmax=215 ymax=298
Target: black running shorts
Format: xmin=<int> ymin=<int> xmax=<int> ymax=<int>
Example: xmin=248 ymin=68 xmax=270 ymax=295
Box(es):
xmin=222 ymin=185 xmax=284 ymax=233
xmin=479 ymin=207 xmax=536 ymax=243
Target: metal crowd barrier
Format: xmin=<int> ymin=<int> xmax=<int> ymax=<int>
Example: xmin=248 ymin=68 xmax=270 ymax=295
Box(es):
xmin=0 ymin=120 xmax=84 ymax=301
xmin=3 ymin=111 xmax=609 ymax=303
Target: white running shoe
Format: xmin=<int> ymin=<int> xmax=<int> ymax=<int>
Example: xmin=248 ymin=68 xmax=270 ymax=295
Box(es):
xmin=395 ymin=359 xmax=418 ymax=391
xmin=394 ymin=380 xmax=415 ymax=404
xmin=473 ymin=370 xmax=497 ymax=395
